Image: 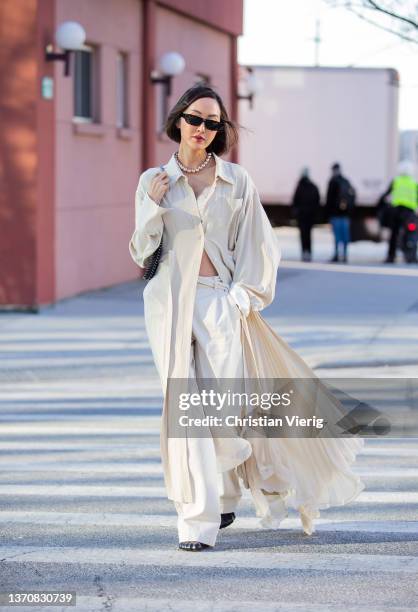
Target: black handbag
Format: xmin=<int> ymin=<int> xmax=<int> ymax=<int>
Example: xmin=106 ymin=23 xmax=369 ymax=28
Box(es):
xmin=143 ymin=165 xmax=165 ymax=281
xmin=143 ymin=238 xmax=163 ymax=280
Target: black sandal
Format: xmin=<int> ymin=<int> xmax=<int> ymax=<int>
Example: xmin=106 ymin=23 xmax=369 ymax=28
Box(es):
xmin=220 ymin=512 xmax=236 ymax=529
xmin=178 ymin=541 xmax=211 ymax=551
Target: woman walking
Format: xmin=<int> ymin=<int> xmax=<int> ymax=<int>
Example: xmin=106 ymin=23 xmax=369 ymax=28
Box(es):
xmin=129 ymin=83 xmax=365 ymax=551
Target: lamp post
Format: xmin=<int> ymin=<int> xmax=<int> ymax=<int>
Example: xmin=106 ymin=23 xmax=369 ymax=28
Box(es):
xmin=45 ymin=21 xmax=86 ymax=77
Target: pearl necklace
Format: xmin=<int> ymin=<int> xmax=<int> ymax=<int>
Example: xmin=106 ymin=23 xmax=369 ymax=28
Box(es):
xmin=175 ymin=151 xmax=212 ymax=174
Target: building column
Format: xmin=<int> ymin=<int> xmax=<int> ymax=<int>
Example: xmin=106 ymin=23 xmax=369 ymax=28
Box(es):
xmin=37 ymin=0 xmax=56 ymax=308
xmin=142 ymin=0 xmax=157 ymax=170
xmin=0 ymin=0 xmax=55 ymax=310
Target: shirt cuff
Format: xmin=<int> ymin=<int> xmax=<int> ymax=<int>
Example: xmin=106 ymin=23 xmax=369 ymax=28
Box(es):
xmin=129 ymin=193 xmax=166 ymax=268
xmin=228 ymin=283 xmax=251 ymax=318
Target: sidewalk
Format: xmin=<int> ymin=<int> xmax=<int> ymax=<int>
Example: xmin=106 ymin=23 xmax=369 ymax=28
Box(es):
xmin=276 ymin=225 xmax=412 ymax=266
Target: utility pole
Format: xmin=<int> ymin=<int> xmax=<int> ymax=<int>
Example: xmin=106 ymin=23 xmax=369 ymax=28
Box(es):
xmin=314 ymin=19 xmax=321 ymax=66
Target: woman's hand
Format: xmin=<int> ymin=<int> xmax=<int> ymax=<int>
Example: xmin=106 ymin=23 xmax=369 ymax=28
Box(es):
xmin=147 ymin=170 xmax=170 ymax=205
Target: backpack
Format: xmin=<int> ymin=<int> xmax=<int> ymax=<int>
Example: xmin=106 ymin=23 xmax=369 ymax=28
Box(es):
xmin=338 ymin=177 xmax=356 ymax=213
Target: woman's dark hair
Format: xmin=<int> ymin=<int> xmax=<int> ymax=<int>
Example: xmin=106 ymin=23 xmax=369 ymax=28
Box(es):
xmin=165 ymin=83 xmax=240 ymax=156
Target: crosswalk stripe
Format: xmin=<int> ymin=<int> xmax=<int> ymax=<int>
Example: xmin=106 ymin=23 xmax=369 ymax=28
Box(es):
xmin=1 ymin=545 xmax=417 ymax=573
xmin=0 ymin=485 xmax=417 ymax=503
xmin=361 ymin=446 xmax=418 ymax=457
xmin=1 ymin=597 xmax=411 ymax=612
xmin=353 ymin=468 xmax=418 ymax=478
xmin=0 ymin=511 xmax=417 ymax=534
xmin=0 ymin=462 xmax=163 ymax=473
xmin=0 ymin=442 xmax=161 ymax=450
xmin=0 ymin=437 xmax=416 ymax=455
xmin=0 ymin=425 xmax=161 ymax=435
xmin=0 ymin=484 xmax=168 ymax=497
xmin=0 ymin=354 xmax=154 ymax=367
xmin=1 ymin=463 xmax=418 ymax=480
xmin=280 ymin=259 xmax=418 ymax=277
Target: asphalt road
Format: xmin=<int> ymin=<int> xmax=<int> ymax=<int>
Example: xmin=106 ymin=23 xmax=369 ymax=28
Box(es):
xmin=0 ymin=246 xmax=417 ymax=611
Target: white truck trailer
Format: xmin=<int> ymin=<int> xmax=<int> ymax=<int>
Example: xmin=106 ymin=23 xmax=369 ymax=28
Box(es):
xmin=400 ymin=130 xmax=418 ymax=180
xmin=238 ymin=65 xmax=400 ymax=236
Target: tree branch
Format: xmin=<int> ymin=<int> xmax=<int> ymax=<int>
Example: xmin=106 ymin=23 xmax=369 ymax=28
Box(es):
xmin=364 ymin=1 xmax=418 ymax=30
xmin=347 ymin=6 xmax=418 ymax=43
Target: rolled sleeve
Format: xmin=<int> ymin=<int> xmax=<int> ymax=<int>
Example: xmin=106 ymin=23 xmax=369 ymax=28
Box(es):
xmin=231 ymin=171 xmax=281 ymax=314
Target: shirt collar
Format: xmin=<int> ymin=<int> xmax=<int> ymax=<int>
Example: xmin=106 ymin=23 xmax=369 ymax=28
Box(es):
xmin=163 ymin=151 xmax=234 ymax=185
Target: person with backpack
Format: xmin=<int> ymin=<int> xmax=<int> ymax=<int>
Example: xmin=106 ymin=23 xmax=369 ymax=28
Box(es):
xmin=325 ymin=162 xmax=356 ymax=263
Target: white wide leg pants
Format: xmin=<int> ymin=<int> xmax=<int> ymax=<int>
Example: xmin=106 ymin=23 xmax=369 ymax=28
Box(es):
xmin=174 ymin=274 xmax=248 ymax=546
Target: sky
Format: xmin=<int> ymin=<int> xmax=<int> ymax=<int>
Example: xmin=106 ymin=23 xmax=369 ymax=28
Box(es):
xmin=238 ymin=0 xmax=418 ymax=130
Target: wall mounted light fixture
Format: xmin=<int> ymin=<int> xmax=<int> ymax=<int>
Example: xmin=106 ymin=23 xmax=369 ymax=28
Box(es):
xmin=45 ymin=21 xmax=86 ymax=77
xmin=150 ymin=52 xmax=185 ymax=119
xmin=237 ymin=66 xmax=261 ymax=109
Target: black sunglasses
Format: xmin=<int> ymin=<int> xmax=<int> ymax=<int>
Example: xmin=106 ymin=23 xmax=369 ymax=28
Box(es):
xmin=180 ymin=112 xmax=223 ymax=131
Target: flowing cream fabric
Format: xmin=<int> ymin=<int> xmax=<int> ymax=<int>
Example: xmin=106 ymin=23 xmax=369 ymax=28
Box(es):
xmin=238 ymin=310 xmax=365 ymax=530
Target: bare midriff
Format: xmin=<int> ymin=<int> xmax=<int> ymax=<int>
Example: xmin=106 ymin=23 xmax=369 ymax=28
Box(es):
xmin=186 ymin=159 xmax=219 ymax=277
xmin=198 ymin=250 xmax=218 ymax=276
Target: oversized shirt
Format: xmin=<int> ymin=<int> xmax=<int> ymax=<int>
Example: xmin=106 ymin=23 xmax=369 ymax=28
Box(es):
xmin=128 ymin=151 xmax=281 ymax=503
xmin=129 ymin=152 xmax=281 ymax=319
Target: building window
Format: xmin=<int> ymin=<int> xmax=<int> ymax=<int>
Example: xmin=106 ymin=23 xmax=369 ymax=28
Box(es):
xmin=73 ymin=45 xmax=98 ymax=122
xmin=116 ymin=52 xmax=129 ymax=128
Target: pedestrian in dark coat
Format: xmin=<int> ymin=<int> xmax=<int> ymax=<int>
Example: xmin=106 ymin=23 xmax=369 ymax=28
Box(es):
xmin=291 ymin=168 xmax=320 ymax=262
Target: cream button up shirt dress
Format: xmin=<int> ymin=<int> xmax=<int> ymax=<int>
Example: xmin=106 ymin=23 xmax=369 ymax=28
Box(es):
xmin=129 ymin=151 xmax=280 ymax=502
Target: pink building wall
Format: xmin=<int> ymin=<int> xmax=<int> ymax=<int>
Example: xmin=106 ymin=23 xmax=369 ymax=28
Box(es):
xmin=54 ymin=0 xmax=142 ymax=300
xmin=154 ymin=5 xmax=234 ymax=165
